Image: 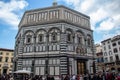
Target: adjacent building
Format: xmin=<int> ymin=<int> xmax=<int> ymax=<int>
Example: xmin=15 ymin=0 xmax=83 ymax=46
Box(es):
xmin=14 ymin=2 xmax=94 ymax=78
xmin=0 ymin=48 xmax=14 ymax=74
xmin=101 ymin=35 xmax=120 ymax=72
xmin=95 ymin=44 xmax=104 ymax=72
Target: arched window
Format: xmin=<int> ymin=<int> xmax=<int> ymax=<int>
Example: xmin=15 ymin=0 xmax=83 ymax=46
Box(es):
xmin=78 ymin=37 xmax=82 ymax=44
xmin=51 ymin=32 xmax=57 ymax=41
xmin=87 ymin=38 xmax=91 ymax=46
xmin=49 ymin=28 xmax=60 ymax=42
xmin=66 ymin=30 xmax=73 ymax=42
xmin=26 ymin=35 xmax=32 ymax=44
xmin=38 ymin=34 xmax=43 ymax=42
xmin=36 ymin=29 xmax=46 ymax=43
xmin=24 ymin=31 xmax=34 ymax=44
xmin=67 ymin=33 xmax=71 ymax=42
xmin=77 ymin=34 xmax=83 ymax=44
xmin=87 ymin=35 xmax=92 ymax=46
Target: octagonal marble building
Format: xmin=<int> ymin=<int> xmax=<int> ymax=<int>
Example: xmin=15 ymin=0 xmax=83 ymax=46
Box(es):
xmin=14 ymin=3 xmax=95 ymax=78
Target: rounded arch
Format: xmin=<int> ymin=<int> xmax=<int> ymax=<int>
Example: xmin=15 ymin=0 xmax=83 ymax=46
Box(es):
xmin=65 ymin=28 xmax=74 ymax=42
xmin=87 ymin=34 xmax=92 ymax=38
xmin=48 ymin=27 xmax=61 ymax=42
xmin=65 ymin=28 xmax=74 ymax=34
xmin=48 ymin=27 xmax=61 ymax=33
xmin=86 ymin=34 xmax=93 ymax=46
xmin=23 ymin=30 xmax=35 ymax=45
xmin=35 ymin=29 xmax=47 ymax=35
xmin=23 ymin=30 xmax=34 ymax=37
xmin=76 ymin=29 xmax=85 ymax=36
xmin=75 ymin=30 xmax=85 ymax=44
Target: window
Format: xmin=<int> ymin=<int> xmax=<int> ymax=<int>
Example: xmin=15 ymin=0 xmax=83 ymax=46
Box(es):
xmin=112 ymin=43 xmax=116 ymax=46
xmin=51 ymin=33 xmax=57 ymax=41
xmin=110 ymin=56 xmax=113 ymax=62
xmin=87 ymin=38 xmax=91 ymax=46
xmin=103 ymin=43 xmax=105 ymax=45
xmin=113 ymin=48 xmax=118 ymax=53
xmin=118 ymin=41 xmax=120 ymax=45
xmin=101 ymin=58 xmax=104 ymax=62
xmin=11 ymin=53 xmax=13 ymax=56
xmin=0 ymin=57 xmax=2 ymax=62
xmin=39 ymin=34 xmax=43 ymax=42
xmin=115 ymin=55 xmax=119 ymax=61
xmin=5 ymin=57 xmax=8 ymax=62
xmin=97 ymin=58 xmax=100 ymax=63
xmin=104 ymin=58 xmax=108 ymax=62
xmin=104 ymin=52 xmax=107 ymax=56
xmin=104 ymin=47 xmax=106 ymax=50
xmin=49 ymin=66 xmax=59 ymax=75
xmin=23 ymin=60 xmax=32 ymax=65
xmin=28 ymin=37 xmax=31 ymax=43
xmin=78 ymin=37 xmax=82 ymax=44
xmin=67 ymin=33 xmax=71 ymax=42
xmin=11 ymin=58 xmax=13 ymax=62
xmin=0 ymin=52 xmax=2 ymax=55
xmin=109 ymin=51 xmax=112 ymax=55
xmin=10 ymin=65 xmax=13 ymax=68
xmin=26 ymin=35 xmax=32 ymax=43
xmin=41 ymin=60 xmax=45 ymax=64
xmin=49 ymin=28 xmax=60 ymax=42
xmin=49 ymin=59 xmax=60 ymax=64
xmin=6 ymin=53 xmax=9 ymax=55
xmin=108 ymin=45 xmax=111 ymax=49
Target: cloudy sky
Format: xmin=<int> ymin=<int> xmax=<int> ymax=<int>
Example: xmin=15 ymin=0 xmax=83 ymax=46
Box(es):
xmin=0 ymin=0 xmax=120 ymax=49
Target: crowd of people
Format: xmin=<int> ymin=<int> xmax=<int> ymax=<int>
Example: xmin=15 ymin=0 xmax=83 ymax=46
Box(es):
xmin=62 ymin=71 xmax=120 ymax=80
xmin=0 ymin=73 xmax=13 ymax=80
xmin=0 ymin=71 xmax=120 ymax=80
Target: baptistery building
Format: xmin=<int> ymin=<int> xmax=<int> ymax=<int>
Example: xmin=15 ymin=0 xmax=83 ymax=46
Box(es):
xmin=14 ymin=3 xmax=94 ymax=77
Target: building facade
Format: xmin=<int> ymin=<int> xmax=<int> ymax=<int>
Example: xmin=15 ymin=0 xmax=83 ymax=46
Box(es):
xmin=0 ymin=48 xmax=14 ymax=74
xmin=14 ymin=3 xmax=94 ymax=77
xmin=101 ymin=35 xmax=120 ymax=72
xmin=95 ymin=44 xmax=104 ymax=72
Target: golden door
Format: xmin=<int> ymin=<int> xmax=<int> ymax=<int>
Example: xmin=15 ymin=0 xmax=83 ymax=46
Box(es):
xmin=77 ymin=61 xmax=86 ymax=74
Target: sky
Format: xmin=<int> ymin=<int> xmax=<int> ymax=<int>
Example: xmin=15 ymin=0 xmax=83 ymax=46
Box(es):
xmin=0 ymin=0 xmax=120 ymax=49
